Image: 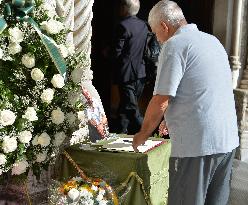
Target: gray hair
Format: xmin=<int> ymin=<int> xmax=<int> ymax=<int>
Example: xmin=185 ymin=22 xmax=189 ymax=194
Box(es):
xmin=120 ymin=0 xmax=140 ymax=16
xmin=148 ymin=0 xmax=185 ymax=28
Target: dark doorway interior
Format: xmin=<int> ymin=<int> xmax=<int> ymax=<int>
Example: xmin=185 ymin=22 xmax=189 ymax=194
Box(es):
xmin=91 ymin=0 xmax=214 ymax=131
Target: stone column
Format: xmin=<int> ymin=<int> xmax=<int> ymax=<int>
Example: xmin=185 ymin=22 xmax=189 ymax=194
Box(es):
xmin=230 ymin=0 xmax=243 ymax=88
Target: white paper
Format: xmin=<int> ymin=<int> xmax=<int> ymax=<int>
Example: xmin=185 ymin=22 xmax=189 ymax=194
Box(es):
xmin=102 ymin=137 xmax=163 ymax=153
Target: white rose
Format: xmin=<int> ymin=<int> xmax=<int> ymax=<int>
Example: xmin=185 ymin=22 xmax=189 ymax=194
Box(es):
xmin=66 ymin=112 xmax=76 ymax=125
xmin=41 ymin=3 xmax=57 ymax=18
xmin=36 ymin=152 xmax=47 ymax=163
xmin=22 ymin=54 xmax=35 ymax=68
xmin=0 ymin=154 xmax=7 ymax=165
xmin=18 ymin=130 xmax=32 ymax=144
xmin=31 ymin=68 xmax=44 ymax=81
xmin=8 ymin=27 xmax=24 ymax=43
xmin=51 ymin=74 xmax=64 ymax=88
xmin=12 ymin=160 xmax=29 ymax=175
xmin=37 ymin=133 xmax=51 ymax=147
xmin=0 ymin=110 xmax=16 ymax=126
xmin=2 ymin=136 xmax=18 ymax=153
xmin=22 ymin=107 xmax=38 ymax=121
xmin=41 ymin=88 xmax=54 ymax=104
xmin=68 ymin=188 xmax=80 ymax=201
xmin=0 ymin=48 xmax=3 ymax=59
xmin=77 ymin=111 xmax=86 ymax=124
xmin=58 ymin=44 xmax=69 ymax=58
xmin=54 ymin=132 xmax=66 ymax=146
xmin=51 ymin=107 xmax=65 ymax=125
xmin=8 ymin=43 xmax=22 ymax=55
xmin=71 ymin=67 xmax=84 ymax=84
xmin=32 ymin=135 xmax=39 ymax=146
xmin=40 ymin=19 xmax=64 ymax=34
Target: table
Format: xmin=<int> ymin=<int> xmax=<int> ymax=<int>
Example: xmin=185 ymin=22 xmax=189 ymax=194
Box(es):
xmin=59 ymin=137 xmax=171 ymax=205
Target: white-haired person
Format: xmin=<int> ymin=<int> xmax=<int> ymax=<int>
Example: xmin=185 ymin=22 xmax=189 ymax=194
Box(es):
xmin=112 ymin=0 xmax=148 ymax=135
xmin=132 ymin=1 xmax=239 ymax=205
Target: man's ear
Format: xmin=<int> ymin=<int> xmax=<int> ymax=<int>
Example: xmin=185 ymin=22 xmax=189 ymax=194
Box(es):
xmin=161 ymin=21 xmax=169 ymax=32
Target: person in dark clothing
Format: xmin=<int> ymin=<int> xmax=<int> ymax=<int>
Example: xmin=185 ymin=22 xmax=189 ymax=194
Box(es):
xmin=112 ymin=0 xmax=148 ymax=134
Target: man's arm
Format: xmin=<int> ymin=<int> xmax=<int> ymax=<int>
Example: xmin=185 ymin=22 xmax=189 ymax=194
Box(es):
xmin=132 ymin=95 xmax=170 ymax=151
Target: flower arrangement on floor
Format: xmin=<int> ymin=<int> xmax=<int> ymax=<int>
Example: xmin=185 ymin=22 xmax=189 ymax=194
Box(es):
xmin=0 ymin=0 xmax=90 ymax=179
xmin=49 ymin=176 xmax=118 ymax=205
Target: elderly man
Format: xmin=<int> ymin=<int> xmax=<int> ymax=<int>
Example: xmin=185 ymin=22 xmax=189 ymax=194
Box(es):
xmin=113 ymin=0 xmax=148 ymax=134
xmin=132 ymin=1 xmax=239 ymax=205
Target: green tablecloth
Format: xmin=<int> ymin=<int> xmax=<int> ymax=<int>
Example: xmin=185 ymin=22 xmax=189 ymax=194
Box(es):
xmin=59 ymin=138 xmax=171 ymax=205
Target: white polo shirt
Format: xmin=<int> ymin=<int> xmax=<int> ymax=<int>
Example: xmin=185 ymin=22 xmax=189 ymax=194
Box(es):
xmin=154 ymin=24 xmax=239 ymax=157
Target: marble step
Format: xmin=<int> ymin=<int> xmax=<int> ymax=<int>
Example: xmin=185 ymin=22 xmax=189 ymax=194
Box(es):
xmin=240 ymin=80 xmax=248 ymax=85
xmin=240 ymin=84 xmax=248 ymax=89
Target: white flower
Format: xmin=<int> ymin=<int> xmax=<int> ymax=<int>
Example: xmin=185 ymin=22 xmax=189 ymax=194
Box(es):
xmin=41 ymin=3 xmax=57 ymax=18
xmin=40 ymin=19 xmax=64 ymax=34
xmin=0 ymin=109 xmax=16 ymax=126
xmin=0 ymin=154 xmax=7 ymax=165
xmin=70 ymin=127 xmax=89 ymax=145
xmin=91 ymin=185 xmax=98 ymax=191
xmin=51 ymin=74 xmax=65 ymax=88
xmin=80 ymin=188 xmax=93 ymax=198
xmin=51 ymin=107 xmax=65 ymax=125
xmin=22 ymin=54 xmax=35 ymax=68
xmin=37 ymin=133 xmax=51 ymax=147
xmin=71 ymin=67 xmax=84 ymax=84
xmin=12 ymin=160 xmax=29 ymax=175
xmin=32 ymin=135 xmax=39 ymax=145
xmin=41 ymin=88 xmax=54 ymax=104
xmin=2 ymin=136 xmax=18 ymax=153
xmin=0 ymin=169 xmax=2 ymax=175
xmin=8 ymin=27 xmax=24 ymax=43
xmin=77 ymin=111 xmax=86 ymax=123
xmin=0 ymin=48 xmax=3 ymax=59
xmin=99 ymin=189 xmax=105 ymax=196
xmin=54 ymin=132 xmax=66 ymax=146
xmin=36 ymin=152 xmax=47 ymax=163
xmin=8 ymin=43 xmax=22 ymax=55
xmin=18 ymin=130 xmax=32 ymax=144
xmin=99 ymin=200 xmax=108 ymax=205
xmin=58 ymin=44 xmax=69 ymax=58
xmin=22 ymin=107 xmax=38 ymax=121
xmin=96 ymin=194 xmax=103 ymax=201
xmin=66 ymin=112 xmax=77 ymax=125
xmin=68 ymin=188 xmax=80 ymax=201
xmin=31 ymin=68 xmax=44 ymax=81
xmin=82 ymin=69 xmax=93 ymax=81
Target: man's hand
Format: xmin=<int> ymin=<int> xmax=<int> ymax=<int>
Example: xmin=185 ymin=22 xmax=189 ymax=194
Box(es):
xmin=132 ymin=131 xmax=150 ymax=152
xmin=159 ymin=120 xmax=169 ymax=136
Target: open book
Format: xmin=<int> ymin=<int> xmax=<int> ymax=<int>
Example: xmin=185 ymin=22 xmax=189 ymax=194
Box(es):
xmin=102 ymin=137 xmax=164 ymax=153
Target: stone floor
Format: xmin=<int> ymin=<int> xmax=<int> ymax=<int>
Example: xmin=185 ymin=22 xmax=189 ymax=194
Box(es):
xmin=229 ymin=159 xmax=248 ymax=205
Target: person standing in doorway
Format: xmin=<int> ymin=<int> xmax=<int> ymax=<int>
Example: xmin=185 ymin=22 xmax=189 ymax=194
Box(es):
xmin=112 ymin=0 xmax=148 ymax=134
xmin=132 ymin=1 xmax=239 ymax=204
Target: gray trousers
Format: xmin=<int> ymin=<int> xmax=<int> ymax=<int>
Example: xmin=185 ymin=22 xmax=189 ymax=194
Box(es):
xmin=168 ymin=149 xmax=236 ymax=205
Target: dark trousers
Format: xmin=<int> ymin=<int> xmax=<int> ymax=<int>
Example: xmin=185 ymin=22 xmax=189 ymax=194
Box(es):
xmin=168 ymin=149 xmax=236 ymax=205
xmin=117 ymin=78 xmax=145 ymax=134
